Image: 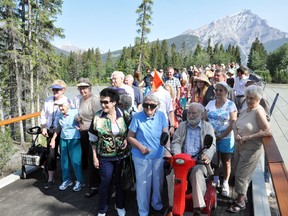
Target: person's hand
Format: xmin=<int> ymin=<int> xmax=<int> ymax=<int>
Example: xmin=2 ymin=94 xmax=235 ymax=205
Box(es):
xmin=140 ymin=145 xmax=150 ymax=155
xmin=169 ymin=127 xmax=175 ymax=137
xmin=235 ymin=134 xmax=243 ymax=145
xmin=165 ymin=149 xmax=172 ymax=157
xmin=76 ymin=115 xmax=82 ymax=122
xmin=216 ymin=135 xmax=222 ymax=141
xmin=42 ymin=128 xmax=48 ymax=138
xmin=93 ymin=157 xmax=99 ymax=169
xmin=50 ymin=139 xmax=55 ymax=149
xmin=120 ymin=140 xmax=127 ymax=150
xmin=200 ymin=153 xmax=211 ymax=164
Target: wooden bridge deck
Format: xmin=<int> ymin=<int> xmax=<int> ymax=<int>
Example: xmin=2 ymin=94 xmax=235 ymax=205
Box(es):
xmin=0 ymin=164 xmax=253 ymax=216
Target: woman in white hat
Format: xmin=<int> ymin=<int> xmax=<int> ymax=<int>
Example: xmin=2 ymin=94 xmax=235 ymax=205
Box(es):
xmin=190 ymin=74 xmax=211 ymax=105
xmin=40 ymin=79 xmax=73 ymax=189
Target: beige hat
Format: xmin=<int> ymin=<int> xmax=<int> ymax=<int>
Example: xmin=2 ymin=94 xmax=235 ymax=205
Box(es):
xmin=76 ymin=77 xmax=91 ymax=87
xmin=194 ymin=74 xmax=211 ymax=85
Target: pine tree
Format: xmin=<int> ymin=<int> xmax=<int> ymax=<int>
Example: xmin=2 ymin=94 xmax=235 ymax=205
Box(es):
xmin=135 ymin=0 xmax=153 ymax=73
xmin=247 ymin=37 xmax=267 ymax=71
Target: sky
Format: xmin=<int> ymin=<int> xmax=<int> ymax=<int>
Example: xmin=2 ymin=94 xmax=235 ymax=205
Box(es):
xmin=52 ymin=0 xmax=288 ymax=53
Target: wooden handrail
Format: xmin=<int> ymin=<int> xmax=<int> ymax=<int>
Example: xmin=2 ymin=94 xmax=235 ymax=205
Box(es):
xmin=263 ymin=136 xmax=288 ymax=216
xmin=0 ymin=112 xmax=41 ymax=127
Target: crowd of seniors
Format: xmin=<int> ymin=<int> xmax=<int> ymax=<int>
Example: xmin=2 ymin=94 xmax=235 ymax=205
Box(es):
xmin=39 ymin=63 xmax=272 ymax=215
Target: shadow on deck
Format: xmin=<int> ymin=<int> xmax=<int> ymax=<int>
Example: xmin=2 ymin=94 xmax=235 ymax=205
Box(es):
xmin=0 ymin=162 xmax=254 ymax=216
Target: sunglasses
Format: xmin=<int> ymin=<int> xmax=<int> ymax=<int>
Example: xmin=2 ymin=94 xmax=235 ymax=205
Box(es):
xmin=100 ymin=100 xmax=111 ymax=105
xmin=52 ymin=89 xmax=61 ymax=92
xmin=143 ymin=103 xmax=157 ymax=109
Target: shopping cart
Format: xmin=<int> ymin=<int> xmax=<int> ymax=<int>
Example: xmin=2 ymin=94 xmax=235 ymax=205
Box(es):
xmin=20 ymin=126 xmax=48 ymax=180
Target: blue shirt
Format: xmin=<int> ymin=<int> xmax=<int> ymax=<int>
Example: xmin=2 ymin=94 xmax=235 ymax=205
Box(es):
xmin=184 ymin=123 xmax=201 ymax=156
xmin=129 ymin=110 xmax=168 ymax=159
xmin=58 ymin=108 xmax=81 ymax=140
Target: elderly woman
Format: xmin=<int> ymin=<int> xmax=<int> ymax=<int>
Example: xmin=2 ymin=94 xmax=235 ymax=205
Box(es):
xmin=75 ymin=78 xmax=101 ymax=198
xmin=50 ymin=98 xmax=84 ymax=192
xmin=40 ymin=79 xmax=73 ymax=189
xmin=127 ymin=95 xmax=169 ymax=216
xmin=88 ymin=88 xmax=130 ymax=216
xmin=205 ymin=81 xmax=237 ymax=196
xmin=228 ymin=85 xmax=272 ymax=213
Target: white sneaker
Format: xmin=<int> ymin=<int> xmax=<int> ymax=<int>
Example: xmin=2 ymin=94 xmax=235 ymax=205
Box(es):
xmin=97 ymin=213 xmax=106 ymax=216
xmin=59 ymin=180 xmax=73 ymax=191
xmin=116 ymin=208 xmax=126 ymax=216
xmin=73 ymin=181 xmax=85 ymax=192
xmin=222 ymin=182 xmax=230 ymax=196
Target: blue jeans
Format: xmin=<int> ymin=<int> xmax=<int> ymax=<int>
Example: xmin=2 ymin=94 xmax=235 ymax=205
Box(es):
xmin=60 ymin=138 xmax=84 ymax=183
xmin=97 ymin=157 xmax=125 ymax=214
xmin=132 ymin=155 xmax=164 ymax=216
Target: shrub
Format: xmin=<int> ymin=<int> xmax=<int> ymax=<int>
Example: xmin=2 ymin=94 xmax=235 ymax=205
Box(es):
xmin=0 ymin=130 xmax=15 ymax=176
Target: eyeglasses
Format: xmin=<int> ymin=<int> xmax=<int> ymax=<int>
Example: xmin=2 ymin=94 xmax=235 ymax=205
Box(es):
xmin=215 ymin=89 xmax=224 ymax=92
xmin=100 ymin=100 xmax=111 ymax=105
xmin=52 ymin=89 xmax=61 ymax=92
xmin=143 ymin=103 xmax=157 ymax=109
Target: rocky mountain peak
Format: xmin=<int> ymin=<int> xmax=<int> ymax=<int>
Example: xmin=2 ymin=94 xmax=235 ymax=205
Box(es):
xmin=181 ymin=9 xmax=288 ymax=61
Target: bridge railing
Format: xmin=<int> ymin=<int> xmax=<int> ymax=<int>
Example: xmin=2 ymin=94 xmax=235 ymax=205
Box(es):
xmin=263 ymin=136 xmax=288 ymax=216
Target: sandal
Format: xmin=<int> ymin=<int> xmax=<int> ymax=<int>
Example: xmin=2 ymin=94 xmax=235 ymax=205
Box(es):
xmin=228 ymin=197 xmax=248 ymax=204
xmin=227 ymin=201 xmax=246 ymax=213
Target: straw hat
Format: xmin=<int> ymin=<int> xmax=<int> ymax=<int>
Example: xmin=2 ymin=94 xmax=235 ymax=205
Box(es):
xmin=194 ymin=74 xmax=211 ymax=85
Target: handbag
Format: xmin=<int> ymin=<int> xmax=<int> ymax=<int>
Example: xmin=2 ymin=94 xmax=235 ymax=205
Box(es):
xmin=121 ymin=156 xmax=135 ymax=191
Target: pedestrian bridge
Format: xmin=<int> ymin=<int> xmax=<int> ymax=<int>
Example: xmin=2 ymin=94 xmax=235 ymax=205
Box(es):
xmin=0 ymin=84 xmax=287 ymax=216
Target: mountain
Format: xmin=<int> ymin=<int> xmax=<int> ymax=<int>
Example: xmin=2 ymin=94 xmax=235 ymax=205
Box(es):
xmin=58 ymin=42 xmax=84 ymax=53
xmin=56 ymin=10 xmax=288 ymax=64
xmin=180 ymin=9 xmax=288 ymax=62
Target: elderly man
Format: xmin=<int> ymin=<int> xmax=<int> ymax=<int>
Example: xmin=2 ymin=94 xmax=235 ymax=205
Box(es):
xmin=165 ymin=67 xmax=181 ymax=100
xmin=202 ymin=68 xmax=236 ymax=106
xmin=166 ymin=103 xmax=216 ymax=216
xmin=124 ymin=74 xmax=143 ymax=111
xmin=110 ymin=71 xmax=135 ymax=103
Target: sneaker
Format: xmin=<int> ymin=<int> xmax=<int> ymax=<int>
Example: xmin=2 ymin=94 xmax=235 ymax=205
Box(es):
xmin=222 ymin=182 xmax=230 ymax=196
xmin=116 ymin=208 xmax=126 ymax=216
xmin=85 ymin=188 xmax=98 ymax=198
xmin=73 ymin=181 xmax=85 ymax=192
xmin=44 ymin=180 xmax=55 ymax=190
xmin=59 ymin=180 xmax=73 ymax=191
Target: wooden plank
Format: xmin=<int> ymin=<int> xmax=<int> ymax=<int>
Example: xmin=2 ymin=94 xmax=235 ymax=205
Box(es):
xmin=269 ymin=163 xmax=288 ymax=216
xmin=252 ymin=156 xmax=271 ymax=216
xmin=263 ymin=136 xmax=283 ymax=163
xmin=0 ymin=112 xmax=41 ymax=127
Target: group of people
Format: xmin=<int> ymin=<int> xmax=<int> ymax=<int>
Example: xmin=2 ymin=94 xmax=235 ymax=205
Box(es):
xmin=39 ymin=63 xmax=272 ymax=216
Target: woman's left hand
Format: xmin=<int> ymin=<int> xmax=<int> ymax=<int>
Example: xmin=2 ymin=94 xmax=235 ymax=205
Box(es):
xmin=121 ymin=140 xmax=127 ymax=150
